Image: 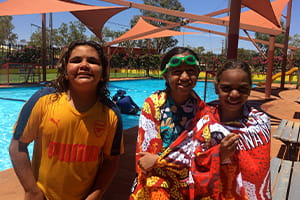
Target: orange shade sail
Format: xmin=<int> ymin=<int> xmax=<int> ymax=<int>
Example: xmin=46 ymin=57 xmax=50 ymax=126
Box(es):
xmin=242 ymin=0 xmax=281 ymax=27
xmin=105 ymin=17 xmax=198 ymax=46
xmin=71 ymin=7 xmax=127 ymax=39
xmin=0 ymin=0 xmax=126 ymax=16
xmin=221 ymin=0 xmax=288 ymax=32
xmin=192 ymin=0 xmax=287 ymax=35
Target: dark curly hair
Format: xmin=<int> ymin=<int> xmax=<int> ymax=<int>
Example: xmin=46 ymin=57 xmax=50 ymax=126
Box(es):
xmin=52 ymin=40 xmax=110 ymax=98
xmin=216 ymin=60 xmax=252 ymax=86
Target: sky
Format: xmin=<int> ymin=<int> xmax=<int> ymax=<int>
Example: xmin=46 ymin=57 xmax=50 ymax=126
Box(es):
xmin=1 ymin=0 xmax=300 ymax=54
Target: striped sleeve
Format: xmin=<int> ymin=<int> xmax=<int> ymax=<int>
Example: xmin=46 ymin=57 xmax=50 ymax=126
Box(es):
xmin=13 ymin=87 xmax=56 ymax=140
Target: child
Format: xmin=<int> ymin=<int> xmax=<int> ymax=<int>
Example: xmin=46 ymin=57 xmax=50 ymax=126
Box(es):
xmin=9 ymin=40 xmax=124 ymax=200
xmin=130 ymin=47 xmax=207 ymax=200
xmin=113 ymin=90 xmax=140 ymax=115
xmin=213 ymin=60 xmax=271 ymax=200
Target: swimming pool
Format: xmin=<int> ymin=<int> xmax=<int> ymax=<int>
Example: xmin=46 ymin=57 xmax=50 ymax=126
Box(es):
xmin=0 ymin=79 xmax=217 ymax=171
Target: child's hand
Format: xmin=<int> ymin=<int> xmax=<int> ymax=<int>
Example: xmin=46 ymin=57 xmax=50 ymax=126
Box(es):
xmin=220 ymin=133 xmax=239 ymax=163
xmin=137 ymin=152 xmax=159 ymax=173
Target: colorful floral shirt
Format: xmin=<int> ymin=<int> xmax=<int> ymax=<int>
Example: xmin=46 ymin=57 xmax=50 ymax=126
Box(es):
xmin=130 ymin=90 xmax=207 ymax=200
xmin=160 ymin=94 xmax=199 ymax=151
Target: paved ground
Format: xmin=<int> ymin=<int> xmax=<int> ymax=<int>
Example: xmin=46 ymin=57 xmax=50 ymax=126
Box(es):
xmin=1 ymin=84 xmax=299 ymax=200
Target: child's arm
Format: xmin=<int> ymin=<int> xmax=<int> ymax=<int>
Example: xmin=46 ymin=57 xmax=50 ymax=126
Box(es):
xmin=219 ymin=133 xmax=239 ymax=164
xmin=9 ymin=140 xmax=45 ymax=200
xmin=137 ymin=152 xmax=159 ymax=172
xmin=85 ymin=155 xmax=120 ymax=200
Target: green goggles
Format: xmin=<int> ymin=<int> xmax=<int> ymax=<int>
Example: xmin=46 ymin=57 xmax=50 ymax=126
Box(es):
xmin=161 ymin=55 xmax=200 ymax=75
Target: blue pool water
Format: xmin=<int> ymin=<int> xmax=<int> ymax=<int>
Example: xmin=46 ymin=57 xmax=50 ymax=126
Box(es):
xmin=0 ymin=79 xmax=217 ymax=171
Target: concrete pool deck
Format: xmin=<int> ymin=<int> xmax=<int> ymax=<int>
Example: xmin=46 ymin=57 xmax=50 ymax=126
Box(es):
xmin=1 ymin=83 xmax=299 ymax=200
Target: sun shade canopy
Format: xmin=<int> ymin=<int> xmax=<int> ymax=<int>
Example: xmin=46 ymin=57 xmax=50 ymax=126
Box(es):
xmin=71 ymin=7 xmax=127 ymax=39
xmin=194 ymin=0 xmax=287 ymax=34
xmin=105 ymin=17 xmax=198 ymax=46
xmin=236 ymin=0 xmax=288 ymax=30
xmin=0 ymin=0 xmax=127 ymax=16
xmin=242 ymin=0 xmax=281 ymax=27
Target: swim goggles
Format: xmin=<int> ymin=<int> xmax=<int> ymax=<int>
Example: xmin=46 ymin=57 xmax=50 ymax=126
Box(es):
xmin=160 ymin=55 xmax=200 ymax=75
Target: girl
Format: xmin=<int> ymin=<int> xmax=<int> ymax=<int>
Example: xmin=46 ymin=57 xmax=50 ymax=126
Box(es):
xmin=9 ymin=40 xmax=124 ymax=200
xmin=130 ymin=47 xmax=208 ymax=200
xmin=214 ymin=61 xmax=271 ymax=200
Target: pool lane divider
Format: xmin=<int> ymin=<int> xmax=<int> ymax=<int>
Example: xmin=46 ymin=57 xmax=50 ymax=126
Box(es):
xmin=0 ymin=97 xmax=26 ymax=102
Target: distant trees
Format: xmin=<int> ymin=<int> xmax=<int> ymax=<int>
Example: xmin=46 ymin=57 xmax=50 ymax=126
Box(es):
xmin=28 ymin=21 xmax=88 ymax=47
xmin=255 ymin=31 xmax=285 ymax=56
xmin=186 ymin=45 xmax=205 ymax=55
xmin=90 ymin=26 xmax=126 ymax=45
xmin=290 ymin=33 xmax=300 ymax=57
xmin=0 ymin=16 xmax=18 ymax=44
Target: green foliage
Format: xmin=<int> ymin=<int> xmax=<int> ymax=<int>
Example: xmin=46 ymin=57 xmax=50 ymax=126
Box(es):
xmin=290 ymin=33 xmax=300 ymax=58
xmin=255 ymin=20 xmax=286 ymax=56
xmin=187 ymin=45 xmax=206 ymax=55
xmin=7 ymin=46 xmax=42 ymax=63
xmin=290 ymin=34 xmax=300 ymax=47
xmin=139 ymin=54 xmax=161 ymax=70
xmin=100 ymin=26 xmax=126 ymax=44
xmin=0 ymin=16 xmax=17 ymax=44
xmin=29 ymin=21 xmax=88 ymax=48
xmin=28 ymin=28 xmax=53 ymax=47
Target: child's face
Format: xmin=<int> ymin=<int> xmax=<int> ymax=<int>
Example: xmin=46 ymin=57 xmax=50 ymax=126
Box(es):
xmin=216 ymin=68 xmax=251 ymax=114
xmin=66 ymin=45 xmax=103 ymax=90
xmin=163 ymin=52 xmax=199 ymax=97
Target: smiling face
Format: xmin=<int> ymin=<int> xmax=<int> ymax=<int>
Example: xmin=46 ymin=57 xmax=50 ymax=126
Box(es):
xmin=65 ymin=45 xmax=103 ymax=91
xmin=163 ymin=52 xmax=199 ymax=104
xmin=216 ymin=68 xmax=251 ymax=120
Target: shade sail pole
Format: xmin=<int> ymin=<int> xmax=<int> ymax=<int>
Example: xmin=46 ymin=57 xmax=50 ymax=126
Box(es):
xmin=280 ymin=0 xmax=293 ymax=89
xmin=227 ymin=0 xmax=241 ymax=60
xmin=265 ymin=35 xmax=276 ymax=98
xmin=42 ymin=13 xmax=47 ymax=82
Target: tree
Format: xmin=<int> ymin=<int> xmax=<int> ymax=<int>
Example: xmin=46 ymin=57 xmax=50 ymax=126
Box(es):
xmin=255 ymin=21 xmax=285 ymax=56
xmin=290 ymin=34 xmax=300 ymax=57
xmin=28 ymin=28 xmax=53 ymax=47
xmin=237 ymin=48 xmax=259 ymax=61
xmin=28 ymin=21 xmax=88 ymax=47
xmin=186 ymin=45 xmax=205 ymax=55
xmin=89 ymin=26 xmax=127 ymax=45
xmin=130 ymin=0 xmax=185 ymax=53
xmin=289 ymin=33 xmax=300 ymax=89
xmin=55 ymin=21 xmax=88 ymax=47
xmin=0 ymin=16 xmax=18 ymax=44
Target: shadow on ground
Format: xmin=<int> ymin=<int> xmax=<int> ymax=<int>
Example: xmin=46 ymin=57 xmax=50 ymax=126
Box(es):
xmin=252 ymin=87 xmax=291 ymax=98
xmin=103 ymin=126 xmax=138 ymax=200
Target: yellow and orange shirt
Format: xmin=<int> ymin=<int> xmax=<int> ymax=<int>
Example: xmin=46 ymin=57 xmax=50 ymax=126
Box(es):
xmin=14 ymin=91 xmax=123 ymax=200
